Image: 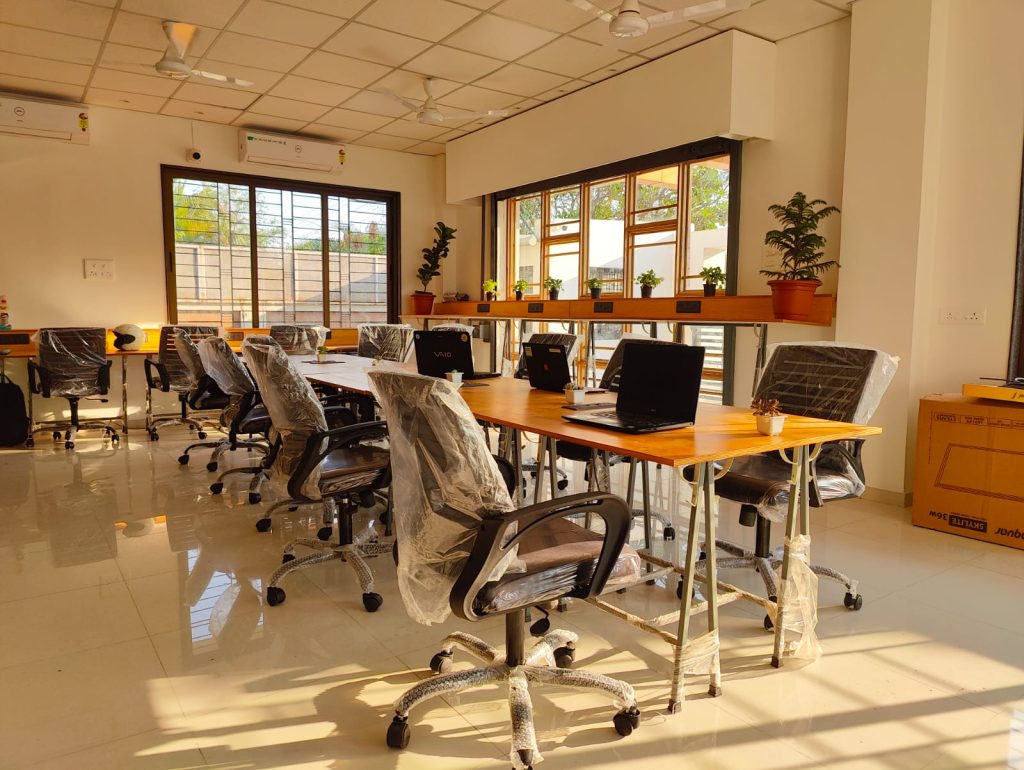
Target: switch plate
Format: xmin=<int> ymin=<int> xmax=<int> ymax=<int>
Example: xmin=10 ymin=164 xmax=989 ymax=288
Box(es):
xmin=84 ymin=259 xmax=115 ymax=280
xmin=938 ymin=307 xmax=986 ymax=325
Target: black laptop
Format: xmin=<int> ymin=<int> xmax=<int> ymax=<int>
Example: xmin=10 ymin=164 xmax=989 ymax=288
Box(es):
xmin=563 ymin=342 xmax=705 ymax=433
xmin=413 ymin=330 xmax=500 ymax=380
xmin=523 ymin=342 xmax=574 ymax=392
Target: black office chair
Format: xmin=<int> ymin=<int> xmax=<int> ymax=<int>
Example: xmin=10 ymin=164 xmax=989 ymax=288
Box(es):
xmin=370 ymin=369 xmax=643 ymax=769
xmin=27 ymin=327 xmax=120 ymax=449
xmin=242 ymin=335 xmax=392 ymax=612
xmin=697 ymin=343 xmax=897 ymax=625
xmin=269 ymin=324 xmax=328 ymax=354
xmin=144 ymin=325 xmax=220 ymax=440
xmin=169 ymin=329 xmax=233 ymax=465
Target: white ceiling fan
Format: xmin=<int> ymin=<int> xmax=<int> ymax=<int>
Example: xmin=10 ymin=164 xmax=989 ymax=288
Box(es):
xmin=379 ymin=79 xmax=510 ymax=125
xmin=154 ymin=21 xmax=254 ymax=87
xmin=567 ymin=0 xmax=752 ymax=39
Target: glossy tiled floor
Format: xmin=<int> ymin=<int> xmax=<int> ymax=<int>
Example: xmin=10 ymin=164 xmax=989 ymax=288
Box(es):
xmin=1 ymin=429 xmax=1022 ymax=769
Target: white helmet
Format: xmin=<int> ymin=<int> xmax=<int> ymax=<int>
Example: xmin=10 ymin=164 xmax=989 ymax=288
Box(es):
xmin=113 ymin=323 xmax=146 ymax=351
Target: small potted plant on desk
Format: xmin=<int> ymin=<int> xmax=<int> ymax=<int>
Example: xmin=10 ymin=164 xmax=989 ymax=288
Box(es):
xmin=586 ymin=277 xmax=603 ymax=300
xmin=564 ymin=380 xmax=586 ymax=405
xmin=635 ymin=269 xmax=663 ymax=298
xmin=543 ymin=276 xmax=563 ymax=301
xmin=753 ymin=398 xmax=785 ymax=436
xmin=482 ymin=279 xmax=498 ymax=301
xmin=514 ymin=279 xmax=528 ymax=301
xmin=699 ymin=266 xmax=725 ymax=297
xmin=412 ymin=221 xmax=457 ymax=316
xmin=446 ymin=369 xmax=463 ymax=387
xmin=316 ymin=344 xmax=329 ymax=363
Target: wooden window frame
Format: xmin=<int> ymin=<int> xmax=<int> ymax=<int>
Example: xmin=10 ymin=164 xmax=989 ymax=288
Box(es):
xmin=161 ymin=165 xmax=402 ymax=326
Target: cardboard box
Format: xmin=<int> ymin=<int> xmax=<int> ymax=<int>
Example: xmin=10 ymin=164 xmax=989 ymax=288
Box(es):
xmin=913 ymin=394 xmax=1024 ymax=550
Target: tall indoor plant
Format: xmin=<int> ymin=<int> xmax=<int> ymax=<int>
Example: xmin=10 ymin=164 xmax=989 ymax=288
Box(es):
xmin=412 ymin=221 xmax=456 ymax=315
xmin=761 ymin=192 xmax=839 ymax=320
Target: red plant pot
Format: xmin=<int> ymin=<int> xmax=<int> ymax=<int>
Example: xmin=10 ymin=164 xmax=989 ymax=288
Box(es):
xmin=411 ymin=292 xmax=435 ymax=315
xmin=767 ymin=279 xmax=820 ymax=320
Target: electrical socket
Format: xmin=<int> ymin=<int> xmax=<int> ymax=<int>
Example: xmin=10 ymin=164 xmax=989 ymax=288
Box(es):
xmin=84 ymin=259 xmax=115 ymax=281
xmin=938 ymin=307 xmax=986 ymax=325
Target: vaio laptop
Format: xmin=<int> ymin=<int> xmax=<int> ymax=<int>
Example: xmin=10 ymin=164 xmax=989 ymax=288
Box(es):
xmin=563 ymin=342 xmax=705 ymax=433
xmin=413 ymin=330 xmax=500 ymax=380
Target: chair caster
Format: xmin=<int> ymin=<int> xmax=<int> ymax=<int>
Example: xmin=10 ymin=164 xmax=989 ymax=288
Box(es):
xmin=255 ymin=518 xmax=272 ymax=533
xmin=553 ymin=645 xmax=575 ymax=669
xmin=25 ymin=437 xmax=34 ymax=448
xmin=206 ymin=461 xmax=218 ymax=472
xmin=52 ymin=431 xmax=62 ymax=440
xmin=178 ymin=454 xmax=189 ymax=465
xmin=149 ymin=430 xmax=159 ymax=441
xmin=248 ymin=492 xmax=261 ymax=504
xmin=316 ymin=526 xmax=333 ymax=541
xmin=613 ymin=708 xmax=641 ymax=736
xmin=664 ymin=526 xmax=676 ymax=540
xmin=386 ymin=716 xmax=410 ymax=749
xmin=362 ymin=592 xmax=383 ymax=612
xmin=266 ymin=586 xmax=285 ymax=606
xmin=556 ymin=479 xmax=569 ymax=490
xmin=844 ymin=592 xmax=863 ymax=611
xmin=429 ymin=651 xmax=453 ymax=674
xmin=288 ymin=505 xmax=298 ymax=512
xmin=359 ymin=491 xmax=376 ymax=508
xmin=110 ymin=433 xmax=119 ymax=444
xmin=197 ymin=431 xmax=207 ymax=439
xmin=763 ymin=614 xmax=773 ymax=631
xmin=64 ymin=441 xmax=74 ymax=449
xmin=210 ymin=482 xmax=224 ymax=495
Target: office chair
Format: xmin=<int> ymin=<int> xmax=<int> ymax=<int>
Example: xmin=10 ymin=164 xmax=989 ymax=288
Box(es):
xmin=242 ymin=335 xmax=392 ymax=612
xmin=269 ymin=324 xmax=328 ymax=354
xmin=369 ymin=370 xmax=643 ymax=770
xmin=432 ymin=322 xmax=474 ymax=333
xmin=169 ymin=329 xmax=234 ymax=465
xmin=697 ymin=343 xmax=898 ymax=625
xmin=144 ymin=325 xmax=219 ymax=440
xmin=356 ymin=323 xmax=415 ymax=362
xmin=27 ymin=327 xmax=120 ymax=449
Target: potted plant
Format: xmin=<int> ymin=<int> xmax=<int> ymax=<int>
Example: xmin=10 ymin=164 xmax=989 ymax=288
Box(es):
xmin=543 ymin=276 xmax=563 ymax=301
xmin=699 ymin=266 xmax=725 ymax=297
xmin=316 ymin=344 xmax=329 ymax=363
xmin=586 ymin=277 xmax=603 ymax=300
xmin=635 ymin=269 xmax=663 ymax=298
xmin=564 ymin=381 xmax=586 ymax=405
xmin=514 ymin=279 xmax=528 ymax=301
xmin=482 ymin=279 xmax=498 ymax=301
xmin=445 ymin=369 xmax=463 ymax=387
xmin=761 ymin=192 xmax=840 ymax=320
xmin=412 ymin=221 xmax=457 ymax=316
xmin=753 ymin=398 xmax=785 ymax=436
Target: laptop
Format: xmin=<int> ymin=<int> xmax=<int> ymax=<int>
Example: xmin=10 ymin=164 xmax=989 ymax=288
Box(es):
xmin=563 ymin=342 xmax=705 ymax=433
xmin=413 ymin=330 xmax=500 ymax=380
xmin=523 ymin=342 xmax=574 ymax=392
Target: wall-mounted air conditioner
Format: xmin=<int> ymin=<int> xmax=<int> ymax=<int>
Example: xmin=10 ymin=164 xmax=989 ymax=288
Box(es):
xmin=0 ymin=93 xmax=89 ymax=144
xmin=238 ymin=130 xmax=344 ymax=173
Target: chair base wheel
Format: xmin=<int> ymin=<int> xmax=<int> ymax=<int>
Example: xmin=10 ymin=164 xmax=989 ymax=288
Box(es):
xmin=553 ymin=645 xmax=575 ymax=669
xmin=25 ymin=438 xmax=34 ymax=447
xmin=613 ymin=708 xmax=640 ymax=736
xmin=282 ymin=553 xmax=295 ymax=564
xmin=362 ymin=592 xmax=383 ymax=612
xmin=149 ymin=431 xmax=159 ymax=441
xmin=52 ymin=431 xmax=62 ymax=440
xmin=676 ymin=580 xmax=684 ymax=600
xmin=197 ymin=431 xmax=207 ymax=439
xmin=386 ymin=717 xmax=410 ymax=749
xmin=255 ymin=518 xmax=272 ymax=533
xmin=210 ymin=482 xmax=224 ymax=495
xmin=763 ymin=614 xmax=774 ymax=631
xmin=248 ymin=492 xmax=261 ymax=504
xmin=316 ymin=526 xmax=333 ymax=541
xmin=206 ymin=462 xmax=218 ymax=472
xmin=266 ymin=586 xmax=285 ymax=606
xmin=663 ymin=526 xmax=676 ymax=540
xmin=429 ymin=651 xmax=453 ymax=674
xmin=556 ymin=479 xmax=569 ymax=490
xmin=844 ymin=592 xmax=863 ymax=611
xmin=178 ymin=455 xmax=189 ymax=465
xmin=64 ymin=441 xmax=74 ymax=449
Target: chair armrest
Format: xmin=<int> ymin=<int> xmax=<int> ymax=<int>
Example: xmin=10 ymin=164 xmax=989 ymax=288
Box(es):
xmin=287 ymin=421 xmax=389 ymax=501
xmin=187 ymin=375 xmax=222 ymax=410
xmin=27 ymin=360 xmax=49 ymax=397
xmin=450 ymin=492 xmax=631 ymax=622
xmin=144 ymin=358 xmax=170 ymax=392
xmin=98 ymin=360 xmax=112 ymax=395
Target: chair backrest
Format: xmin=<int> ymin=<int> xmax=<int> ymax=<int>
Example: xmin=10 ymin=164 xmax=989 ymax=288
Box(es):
xmin=368 ymin=369 xmax=519 ymax=626
xmin=269 ymin=324 xmax=328 ymax=355
xmin=198 ymin=337 xmax=255 ymax=396
xmin=36 ymin=327 xmax=108 ymax=397
xmin=514 ymin=332 xmax=579 ymax=379
xmin=433 ymin=323 xmax=473 ymax=334
xmin=172 ymin=328 xmax=206 ymax=382
xmin=242 ymin=335 xmax=327 ymax=498
xmin=600 ymin=335 xmax=681 ymax=391
xmin=357 ymin=323 xmax=414 ymax=361
xmin=158 ymin=325 xmax=218 ymax=389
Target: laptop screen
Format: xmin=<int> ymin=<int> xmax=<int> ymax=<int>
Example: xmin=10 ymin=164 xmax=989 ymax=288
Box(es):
xmin=616 ymin=342 xmax=705 ymax=422
xmin=413 ymin=331 xmax=474 ymax=377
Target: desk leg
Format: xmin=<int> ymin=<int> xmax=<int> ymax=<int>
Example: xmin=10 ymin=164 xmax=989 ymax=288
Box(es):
xmin=533 ymin=436 xmax=547 ymax=504
xmin=512 ymin=429 xmax=524 ymax=504
xmin=641 ymin=461 xmax=653 ymax=575
xmin=703 ymin=463 xmax=722 ymax=696
xmin=546 ymin=437 xmax=558 ymax=498
xmin=120 ymin=356 xmax=128 ymax=434
xmin=669 ymin=462 xmax=704 ymax=712
xmin=771 ymin=445 xmax=807 ymax=668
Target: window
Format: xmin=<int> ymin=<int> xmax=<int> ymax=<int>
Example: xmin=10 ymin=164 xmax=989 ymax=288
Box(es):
xmin=162 ymin=167 xmax=399 ymax=327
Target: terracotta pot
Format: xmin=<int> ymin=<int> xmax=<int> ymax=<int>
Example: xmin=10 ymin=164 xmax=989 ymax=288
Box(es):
xmin=411 ymin=292 xmax=435 ymax=315
xmin=703 ymin=284 xmax=716 ymax=297
xmin=640 ymin=285 xmax=653 ymax=298
xmin=590 ymin=287 xmax=602 ymax=299
xmin=548 ymin=290 xmax=559 ymax=301
xmin=767 ymin=279 xmax=820 ymax=320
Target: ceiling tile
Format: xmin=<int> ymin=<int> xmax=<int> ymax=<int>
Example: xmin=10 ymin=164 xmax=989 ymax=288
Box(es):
xmin=232 ymin=112 xmax=308 ymax=132
xmin=107 ymin=12 xmax=215 ymax=54
xmin=534 ymin=78 xmax=588 ymax=101
xmin=204 ymin=32 xmax=310 ymax=72
xmin=271 ymin=0 xmax=371 ymax=17
xmin=439 ymin=84 xmax=518 ymax=112
xmin=404 ymin=46 xmax=503 ymax=83
xmin=269 ymin=75 xmax=357 ymax=105
xmin=341 ymin=89 xmax=412 ymax=118
xmin=376 ymin=118 xmax=448 ymax=141
xmin=98 ymin=43 xmax=165 ymax=77
xmin=91 ymin=68 xmax=181 ymax=96
xmin=321 ymin=23 xmax=431 ymax=68
xmin=519 ymin=36 xmax=624 ymax=78
xmin=373 ymin=70 xmax=460 ymax=101
xmin=174 ymin=81 xmax=257 ymax=108
xmin=353 ymin=132 xmax=419 ymax=151
xmin=0 ymin=0 xmax=113 ymax=39
xmin=357 ymin=0 xmax=479 ymax=42
xmin=580 ymin=54 xmax=646 ymax=82
xmin=192 ymin=59 xmax=284 ymax=92
xmin=318 ymin=106 xmax=392 ymax=131
xmin=571 ymin=14 xmax=698 ymax=52
xmin=710 ymin=0 xmax=845 ymax=40
xmin=229 ymin=0 xmax=345 ymax=47
xmin=294 ymin=51 xmax=391 ymax=88
xmin=248 ymin=94 xmax=329 ymax=121
xmin=508 ymin=97 xmax=541 ymax=113
xmin=454 ymin=0 xmax=502 ymax=7
xmin=160 ymin=99 xmax=241 ymax=123
xmin=433 ymin=127 xmax=466 ymax=142
xmin=86 ymin=87 xmax=165 ymax=112
xmin=815 ymin=0 xmax=853 ymax=7
xmin=119 ymin=0 xmax=246 ymax=29
xmin=637 ymin=25 xmax=716 ymax=58
xmin=302 ymin=123 xmax=364 ymax=142
xmin=0 ymin=22 xmax=101 ymax=64
xmin=0 ymin=51 xmax=92 ymax=85
xmin=0 ymin=74 xmax=83 ymax=101
xmin=492 ymin=0 xmax=592 ymax=33
xmin=406 ymin=140 xmax=446 ymax=155
xmin=444 ymin=14 xmax=557 ymax=61
xmin=74 ymin=0 xmax=117 ymax=6
xmin=472 ymin=63 xmax=567 ymax=97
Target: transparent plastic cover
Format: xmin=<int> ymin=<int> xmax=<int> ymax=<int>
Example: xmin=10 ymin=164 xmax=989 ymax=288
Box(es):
xmin=767 ymin=534 xmax=822 ymax=661
xmin=33 ymin=327 xmax=108 ymax=398
xmin=269 ymin=324 xmax=328 ymax=355
xmin=172 ymin=328 xmax=205 ymax=383
xmin=159 ymin=325 xmax=217 ymax=392
xmin=198 ymin=336 xmax=254 ymax=396
xmin=357 ymin=324 xmax=415 ymax=362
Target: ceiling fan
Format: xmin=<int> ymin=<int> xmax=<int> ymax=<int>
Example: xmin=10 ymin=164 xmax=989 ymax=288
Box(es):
xmin=154 ymin=21 xmax=254 ymax=87
xmin=379 ymin=79 xmax=510 ymax=125
xmin=567 ymin=0 xmax=752 ymax=39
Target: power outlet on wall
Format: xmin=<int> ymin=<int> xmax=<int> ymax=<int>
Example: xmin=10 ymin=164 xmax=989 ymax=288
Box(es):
xmin=84 ymin=259 xmax=115 ymax=280
xmin=938 ymin=307 xmax=987 ymax=325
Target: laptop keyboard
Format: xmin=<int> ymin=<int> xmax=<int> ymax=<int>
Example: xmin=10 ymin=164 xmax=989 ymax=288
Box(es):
xmin=590 ymin=410 xmax=675 ymax=429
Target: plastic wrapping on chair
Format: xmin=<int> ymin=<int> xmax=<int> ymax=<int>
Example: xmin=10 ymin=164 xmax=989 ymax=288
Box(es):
xmin=242 ymin=335 xmax=327 ymax=499
xmin=269 ymin=324 xmax=328 ymax=355
xmin=767 ymin=535 xmax=821 ymax=661
xmin=433 ymin=323 xmax=473 ymax=334
xmin=368 ymin=369 xmax=522 ymax=626
xmin=159 ymin=326 xmax=218 ymax=392
xmin=198 ymin=337 xmax=255 ymax=396
xmin=33 ymin=328 xmax=108 ymax=398
xmin=172 ymin=328 xmax=205 ymax=382
xmin=514 ymin=333 xmax=579 ymax=379
xmin=357 ymin=324 xmax=415 ymax=361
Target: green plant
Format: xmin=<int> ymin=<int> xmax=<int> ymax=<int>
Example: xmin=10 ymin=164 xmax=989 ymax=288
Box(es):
xmin=761 ymin=192 xmax=840 ymax=281
xmin=586 ymin=277 xmax=603 ymax=290
xmin=635 ymin=269 xmax=663 ymax=288
xmin=316 ymin=345 xmax=329 ymax=354
xmin=416 ymin=221 xmax=457 ymax=292
xmin=699 ymin=266 xmax=726 ymax=287
xmin=514 ymin=279 xmax=529 ymax=293
xmin=482 ymin=279 xmax=498 ymax=293
xmin=752 ymin=398 xmax=782 ymax=416
xmin=564 ymin=380 xmax=585 ymax=391
xmin=542 ymin=276 xmax=563 ymax=291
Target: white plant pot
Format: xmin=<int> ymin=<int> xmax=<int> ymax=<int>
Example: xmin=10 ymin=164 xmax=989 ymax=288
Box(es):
xmin=756 ymin=414 xmax=786 ymax=436
xmin=446 ymin=371 xmax=463 ymax=386
xmin=316 ymin=352 xmax=328 ymax=363
xmin=566 ymin=389 xmax=585 ymax=405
